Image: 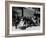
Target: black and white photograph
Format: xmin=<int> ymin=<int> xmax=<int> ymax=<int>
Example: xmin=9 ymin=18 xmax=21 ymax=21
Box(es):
xmin=5 ymin=1 xmax=45 ymax=37
xmin=12 ymin=7 xmax=40 ymax=31
xmin=9 ymin=3 xmax=44 ymax=35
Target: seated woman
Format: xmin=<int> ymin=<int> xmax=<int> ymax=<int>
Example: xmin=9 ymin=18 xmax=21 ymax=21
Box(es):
xmin=17 ymin=18 xmax=24 ymax=28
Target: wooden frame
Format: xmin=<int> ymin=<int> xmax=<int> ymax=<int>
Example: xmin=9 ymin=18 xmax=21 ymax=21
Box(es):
xmin=5 ymin=1 xmax=45 ymax=37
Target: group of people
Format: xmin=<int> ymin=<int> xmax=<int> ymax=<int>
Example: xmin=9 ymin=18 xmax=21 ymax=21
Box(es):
xmin=12 ymin=13 xmax=40 ymax=30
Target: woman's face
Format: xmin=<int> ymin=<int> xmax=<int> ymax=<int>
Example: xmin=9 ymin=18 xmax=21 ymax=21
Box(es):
xmin=21 ymin=18 xmax=23 ymax=21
